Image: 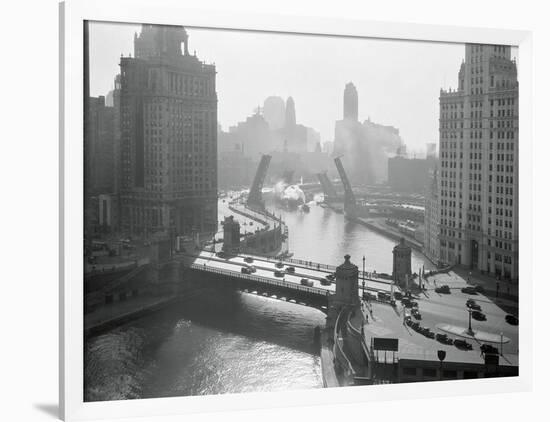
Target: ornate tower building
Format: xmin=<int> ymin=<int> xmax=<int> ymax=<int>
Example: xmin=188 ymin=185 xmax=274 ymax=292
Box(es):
xmin=119 ymin=25 xmax=218 ymax=238
xmin=343 ymin=82 xmax=358 ymax=121
xmin=439 ymin=44 xmax=518 ymax=280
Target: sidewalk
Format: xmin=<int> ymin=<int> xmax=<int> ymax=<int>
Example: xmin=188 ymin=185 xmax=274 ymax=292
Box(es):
xmin=452 ymin=266 xmax=518 ymax=300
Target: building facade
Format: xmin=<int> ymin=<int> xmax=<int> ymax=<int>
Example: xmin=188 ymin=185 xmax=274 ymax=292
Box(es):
xmin=423 ymin=167 xmax=440 ymax=264
xmin=119 ymin=25 xmax=218 ymax=238
xmin=438 ymin=44 xmax=518 ymax=280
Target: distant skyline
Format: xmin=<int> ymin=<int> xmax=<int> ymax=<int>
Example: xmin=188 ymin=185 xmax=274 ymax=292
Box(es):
xmin=89 ymin=21 xmax=518 ymax=154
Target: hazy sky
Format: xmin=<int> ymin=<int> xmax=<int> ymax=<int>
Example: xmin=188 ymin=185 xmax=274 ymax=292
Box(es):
xmin=89 ymin=21 xmax=517 ymax=153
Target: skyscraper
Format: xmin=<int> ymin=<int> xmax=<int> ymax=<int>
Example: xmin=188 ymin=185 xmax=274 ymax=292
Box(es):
xmin=343 ymin=82 xmax=358 ymax=121
xmin=119 ymin=25 xmax=218 ymax=238
xmin=438 ymin=44 xmax=518 ymax=280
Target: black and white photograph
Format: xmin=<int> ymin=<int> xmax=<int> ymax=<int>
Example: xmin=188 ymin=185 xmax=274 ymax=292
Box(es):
xmin=82 ymin=19 xmax=520 ymax=402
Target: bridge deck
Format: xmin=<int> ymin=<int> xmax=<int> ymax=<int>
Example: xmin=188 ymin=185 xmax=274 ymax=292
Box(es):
xmin=183 ymin=251 xmax=395 ymax=296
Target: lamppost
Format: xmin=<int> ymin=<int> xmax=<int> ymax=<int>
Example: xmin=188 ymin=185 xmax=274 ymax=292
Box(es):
xmin=437 ymin=350 xmax=446 ymax=381
xmin=500 ymin=332 xmax=504 ymax=356
xmin=467 ymin=307 xmax=474 ymax=336
xmin=362 ymin=255 xmax=366 ymax=299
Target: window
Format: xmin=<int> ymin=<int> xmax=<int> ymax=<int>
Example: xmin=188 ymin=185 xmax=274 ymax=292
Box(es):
xmin=443 ymin=370 xmax=457 ymax=379
xmin=403 ymin=367 xmax=417 ymax=377
xmin=422 ymin=368 xmax=437 ymax=378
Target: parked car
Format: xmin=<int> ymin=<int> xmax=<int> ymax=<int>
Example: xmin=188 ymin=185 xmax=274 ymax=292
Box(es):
xmin=412 ymin=309 xmax=422 ymax=320
xmin=474 ymin=285 xmax=486 ymax=293
xmin=454 ymin=339 xmax=473 ymax=350
xmin=274 ymin=270 xmax=285 ymax=277
xmin=275 ymin=261 xmax=284 ymax=268
xmin=461 ymin=286 xmax=478 ymax=295
xmin=435 ymin=285 xmax=451 ymax=294
xmin=326 ymin=273 xmax=336 ymax=281
xmin=394 ymin=291 xmax=403 ymax=300
xmin=480 ymin=344 xmax=499 ymax=355
xmin=216 ymin=251 xmax=226 ymax=258
xmin=410 ymin=322 xmax=420 ymax=331
xmin=300 ymin=278 xmax=313 ymax=287
xmin=436 ymin=333 xmax=453 ymax=345
xmin=420 ymin=328 xmax=435 ymax=338
xmin=505 ymin=314 xmax=519 ymax=325
xmin=285 ymin=266 xmax=296 ymax=273
xmin=467 ymin=302 xmax=481 ymax=311
xmin=244 ymin=257 xmax=254 ymax=263
xmin=378 ymin=292 xmax=390 ymax=301
xmin=320 ymin=277 xmax=332 ymax=286
xmin=472 ymin=310 xmax=486 ymax=321
xmin=241 ymin=267 xmax=251 ymax=274
xmin=410 ymin=301 xmax=419 ymax=308
xmin=247 ymin=265 xmax=256 ymax=273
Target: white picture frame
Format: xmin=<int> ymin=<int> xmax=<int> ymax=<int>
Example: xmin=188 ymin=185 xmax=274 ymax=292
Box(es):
xmin=60 ymin=0 xmax=533 ymax=420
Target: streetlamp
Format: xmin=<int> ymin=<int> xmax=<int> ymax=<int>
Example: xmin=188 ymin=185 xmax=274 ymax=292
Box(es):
xmin=362 ymin=255 xmax=366 ymax=299
xmin=467 ymin=307 xmax=474 ymax=336
xmin=500 ymin=332 xmax=504 ymax=356
xmin=437 ymin=350 xmax=446 ymax=381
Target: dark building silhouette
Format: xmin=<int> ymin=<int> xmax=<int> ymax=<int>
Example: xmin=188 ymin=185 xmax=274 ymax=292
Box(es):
xmin=285 ymin=96 xmax=296 ymax=128
xmin=387 ymin=155 xmax=431 ymax=193
xmin=86 ymin=96 xmax=116 ymax=196
xmin=119 ymin=25 xmax=217 ymax=238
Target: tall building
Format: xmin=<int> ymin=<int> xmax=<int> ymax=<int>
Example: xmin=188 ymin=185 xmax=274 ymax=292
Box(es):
xmin=262 ymin=96 xmax=286 ymax=130
xmin=438 ymin=44 xmax=518 ymax=280
xmin=86 ymin=96 xmax=116 ymax=196
xmin=343 ymin=82 xmax=358 ymax=121
xmin=119 ymin=25 xmax=218 ymax=238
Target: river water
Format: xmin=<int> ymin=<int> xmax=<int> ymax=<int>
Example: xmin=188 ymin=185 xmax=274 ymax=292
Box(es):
xmin=84 ymin=198 xmax=435 ymax=401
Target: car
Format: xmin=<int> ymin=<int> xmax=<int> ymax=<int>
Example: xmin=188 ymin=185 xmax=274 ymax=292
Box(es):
xmin=275 ymin=261 xmax=284 ymax=268
xmin=405 ymin=316 xmax=413 ymax=326
xmin=326 ymin=273 xmax=336 ymax=281
xmin=410 ymin=322 xmax=420 ymax=331
xmin=216 ymin=251 xmax=226 ymax=258
xmin=241 ymin=267 xmax=251 ymax=274
xmin=505 ymin=314 xmax=519 ymax=325
xmin=410 ymin=301 xmax=419 ymax=308
xmin=320 ymin=277 xmax=332 ymax=286
xmin=480 ymin=344 xmax=499 ymax=355
xmin=394 ymin=291 xmax=403 ymax=300
xmin=472 ymin=310 xmax=486 ymax=321
xmin=378 ymin=292 xmax=390 ymax=301
xmin=474 ymin=285 xmax=486 ymax=293
xmin=436 ymin=333 xmax=453 ymax=345
xmin=420 ymin=327 xmax=434 ymax=338
xmin=467 ymin=302 xmax=481 ymax=311
xmin=435 ymin=285 xmax=451 ymax=294
xmin=454 ymin=339 xmax=473 ymax=350
xmin=461 ymin=286 xmax=478 ymax=295
xmin=274 ymin=270 xmax=285 ymax=277
xmin=300 ymin=278 xmax=314 ymax=287
xmin=285 ymin=266 xmax=296 ymax=273
xmin=244 ymin=257 xmax=254 ymax=263
xmin=412 ymin=309 xmax=422 ymax=320
xmin=247 ymin=265 xmax=256 ymax=273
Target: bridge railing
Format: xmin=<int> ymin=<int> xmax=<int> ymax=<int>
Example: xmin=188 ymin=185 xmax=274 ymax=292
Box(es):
xmin=188 ymin=263 xmax=331 ymax=297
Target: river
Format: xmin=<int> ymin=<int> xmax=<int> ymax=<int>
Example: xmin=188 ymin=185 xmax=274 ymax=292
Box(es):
xmin=84 ymin=197 xmax=435 ymax=401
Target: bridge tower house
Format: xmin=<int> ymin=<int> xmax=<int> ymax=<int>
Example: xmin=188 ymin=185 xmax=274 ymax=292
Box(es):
xmin=328 ymin=254 xmax=360 ymax=326
xmin=222 ymin=216 xmax=241 ymax=254
xmin=392 ymin=237 xmax=412 ymax=288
